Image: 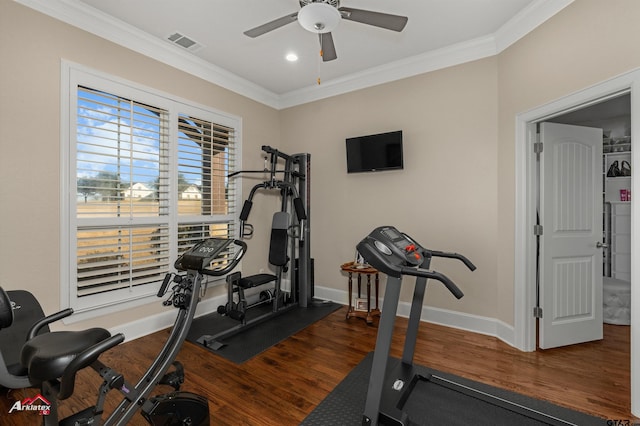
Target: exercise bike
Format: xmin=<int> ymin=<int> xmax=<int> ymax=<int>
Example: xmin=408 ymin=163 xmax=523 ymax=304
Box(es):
xmin=0 ymin=237 xmax=246 ymax=425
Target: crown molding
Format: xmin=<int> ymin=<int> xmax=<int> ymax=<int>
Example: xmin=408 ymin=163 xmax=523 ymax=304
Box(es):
xmin=278 ymin=35 xmax=498 ymax=109
xmin=13 ymin=0 xmax=573 ymax=110
xmin=13 ymin=0 xmax=282 ymax=108
xmin=494 ymin=0 xmax=574 ymax=53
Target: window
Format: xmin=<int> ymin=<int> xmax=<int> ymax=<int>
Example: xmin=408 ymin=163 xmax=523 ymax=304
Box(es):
xmin=63 ymin=64 xmax=240 ymax=315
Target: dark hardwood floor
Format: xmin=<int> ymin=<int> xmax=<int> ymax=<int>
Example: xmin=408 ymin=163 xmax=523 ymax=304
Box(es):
xmin=1 ymin=306 xmax=635 ymax=425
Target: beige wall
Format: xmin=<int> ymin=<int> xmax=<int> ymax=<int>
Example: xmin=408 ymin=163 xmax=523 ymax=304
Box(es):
xmin=279 ymin=59 xmax=499 ymax=317
xmin=3 ymin=0 xmax=640 ymax=334
xmin=0 ymin=0 xmax=279 ymax=330
xmin=280 ymin=0 xmax=640 ymax=327
xmin=496 ymin=0 xmax=640 ymax=324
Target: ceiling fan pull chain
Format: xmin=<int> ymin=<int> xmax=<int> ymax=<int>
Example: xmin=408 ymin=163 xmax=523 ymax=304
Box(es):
xmin=317 ymin=33 xmax=323 ymax=85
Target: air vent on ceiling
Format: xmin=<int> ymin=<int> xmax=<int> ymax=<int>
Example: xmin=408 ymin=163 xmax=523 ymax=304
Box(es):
xmin=166 ymin=31 xmax=204 ymax=52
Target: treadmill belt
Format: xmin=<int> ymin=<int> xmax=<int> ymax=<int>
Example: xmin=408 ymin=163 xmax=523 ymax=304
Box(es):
xmin=301 ymin=353 xmax=607 ymax=426
xmin=403 ymin=376 xmax=572 ymax=426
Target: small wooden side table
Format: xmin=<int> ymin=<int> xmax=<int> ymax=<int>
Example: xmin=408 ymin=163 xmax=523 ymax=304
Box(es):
xmin=341 ymin=261 xmax=380 ymax=324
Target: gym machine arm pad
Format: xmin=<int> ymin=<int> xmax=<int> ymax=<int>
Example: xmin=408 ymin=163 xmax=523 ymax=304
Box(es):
xmin=293 ymin=197 xmax=307 ymax=220
xmin=240 ymin=200 xmax=252 ymax=221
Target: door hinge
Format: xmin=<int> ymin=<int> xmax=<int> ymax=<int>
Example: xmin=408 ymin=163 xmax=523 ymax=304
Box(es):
xmin=534 ymin=141 xmax=543 ymax=154
xmin=533 ymin=306 xmax=543 ymax=318
xmin=534 ymin=224 xmax=543 ymax=236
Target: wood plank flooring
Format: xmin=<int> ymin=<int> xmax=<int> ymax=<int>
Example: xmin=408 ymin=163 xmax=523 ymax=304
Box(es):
xmin=0 ymin=306 xmax=635 ymax=425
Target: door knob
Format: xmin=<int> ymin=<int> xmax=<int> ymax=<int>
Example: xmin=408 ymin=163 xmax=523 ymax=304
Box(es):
xmin=596 ymin=241 xmax=609 ymax=248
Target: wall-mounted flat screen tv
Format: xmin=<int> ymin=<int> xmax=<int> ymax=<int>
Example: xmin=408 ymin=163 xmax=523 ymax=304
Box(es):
xmin=346 ymin=130 xmax=403 ymax=173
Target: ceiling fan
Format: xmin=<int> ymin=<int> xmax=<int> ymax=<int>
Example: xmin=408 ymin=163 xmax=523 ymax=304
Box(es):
xmin=243 ymin=0 xmax=408 ymax=62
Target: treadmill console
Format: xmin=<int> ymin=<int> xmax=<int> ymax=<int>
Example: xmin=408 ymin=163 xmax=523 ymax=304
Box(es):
xmin=356 ymin=226 xmax=424 ymax=277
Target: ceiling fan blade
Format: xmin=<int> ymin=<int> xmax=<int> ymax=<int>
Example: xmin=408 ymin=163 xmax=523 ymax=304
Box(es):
xmin=319 ymin=32 xmax=337 ymax=62
xmin=243 ymin=12 xmax=299 ymax=38
xmin=338 ymin=7 xmax=408 ymax=32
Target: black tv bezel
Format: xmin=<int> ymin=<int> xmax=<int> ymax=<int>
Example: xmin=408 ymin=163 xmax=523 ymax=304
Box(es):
xmin=345 ymin=130 xmax=404 ymax=174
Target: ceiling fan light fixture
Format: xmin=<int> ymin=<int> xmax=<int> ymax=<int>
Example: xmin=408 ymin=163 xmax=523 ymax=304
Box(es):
xmin=298 ymin=3 xmax=341 ymax=34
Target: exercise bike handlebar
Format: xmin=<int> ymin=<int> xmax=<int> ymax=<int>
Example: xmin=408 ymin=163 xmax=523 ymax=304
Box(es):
xmin=174 ymin=239 xmax=247 ymax=276
xmin=201 ymin=239 xmax=247 ymax=277
xmin=58 ymin=333 xmax=125 ymax=400
xmin=399 ymin=267 xmax=464 ymax=300
xmin=27 ymin=308 xmax=74 ymax=341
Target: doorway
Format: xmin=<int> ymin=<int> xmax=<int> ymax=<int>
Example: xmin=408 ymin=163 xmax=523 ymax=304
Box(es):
xmin=539 ymin=96 xmax=631 ymax=348
xmin=513 ymin=70 xmax=640 ymax=416
xmin=536 ymin=121 xmax=605 ymax=349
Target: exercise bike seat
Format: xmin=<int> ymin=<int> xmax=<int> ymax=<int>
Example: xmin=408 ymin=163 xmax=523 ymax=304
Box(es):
xmin=0 ymin=286 xmax=124 ymax=398
xmin=21 ymin=327 xmax=112 ymax=384
xmin=0 ymin=289 xmax=54 ymax=378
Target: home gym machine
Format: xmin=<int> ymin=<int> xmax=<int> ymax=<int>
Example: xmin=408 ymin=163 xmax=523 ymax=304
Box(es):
xmin=356 ymin=226 xmax=579 ymax=426
xmin=196 ymin=145 xmax=313 ymax=349
xmin=0 ymin=237 xmax=246 ymax=425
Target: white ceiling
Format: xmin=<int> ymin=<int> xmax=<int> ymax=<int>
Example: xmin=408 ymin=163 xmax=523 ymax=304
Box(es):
xmin=16 ymin=0 xmax=573 ymax=109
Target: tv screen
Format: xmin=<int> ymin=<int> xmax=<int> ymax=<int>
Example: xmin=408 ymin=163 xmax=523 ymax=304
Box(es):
xmin=346 ymin=130 xmax=403 ymax=173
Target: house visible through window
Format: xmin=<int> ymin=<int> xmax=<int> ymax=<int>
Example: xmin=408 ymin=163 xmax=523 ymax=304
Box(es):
xmin=65 ymin=65 xmax=240 ymax=315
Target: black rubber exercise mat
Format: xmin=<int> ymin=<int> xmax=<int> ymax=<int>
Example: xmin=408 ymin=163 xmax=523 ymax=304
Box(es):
xmin=301 ymin=352 xmax=609 ymax=426
xmin=186 ymin=301 xmax=340 ymax=364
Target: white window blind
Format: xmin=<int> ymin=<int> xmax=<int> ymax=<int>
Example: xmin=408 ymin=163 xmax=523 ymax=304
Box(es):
xmin=177 ymin=114 xmax=236 ymax=216
xmin=65 ymin=66 xmax=241 ymax=315
xmin=76 ymin=225 xmax=170 ymax=297
xmin=76 ymin=86 xmax=171 ymax=299
xmin=176 ymin=114 xmax=237 ymax=260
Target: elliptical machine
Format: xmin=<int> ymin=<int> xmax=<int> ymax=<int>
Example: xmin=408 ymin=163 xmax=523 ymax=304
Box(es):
xmin=0 ymin=237 xmax=246 ymax=425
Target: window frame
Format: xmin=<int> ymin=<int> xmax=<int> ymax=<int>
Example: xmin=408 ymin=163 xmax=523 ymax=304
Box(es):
xmin=61 ymin=61 xmax=242 ymax=321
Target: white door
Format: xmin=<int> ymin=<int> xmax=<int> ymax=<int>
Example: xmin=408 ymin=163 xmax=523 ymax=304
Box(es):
xmin=539 ymin=122 xmax=604 ymax=349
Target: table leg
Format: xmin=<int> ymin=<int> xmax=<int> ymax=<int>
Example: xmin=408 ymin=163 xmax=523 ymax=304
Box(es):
xmin=366 ymin=273 xmax=372 ymax=324
xmin=374 ymin=273 xmax=379 ymax=311
xmin=347 ymin=272 xmax=353 ymax=319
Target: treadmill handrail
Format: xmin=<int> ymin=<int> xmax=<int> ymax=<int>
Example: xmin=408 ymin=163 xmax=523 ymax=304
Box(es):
xmin=399 ymin=266 xmax=464 ymax=299
xmin=424 ymin=250 xmax=477 ymax=271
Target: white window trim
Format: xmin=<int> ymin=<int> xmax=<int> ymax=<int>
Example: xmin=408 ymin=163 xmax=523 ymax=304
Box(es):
xmin=60 ymin=60 xmax=242 ymax=322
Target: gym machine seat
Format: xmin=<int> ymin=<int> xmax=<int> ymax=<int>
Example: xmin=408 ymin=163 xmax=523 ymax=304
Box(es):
xmin=238 ymin=210 xmax=289 ymax=290
xmin=218 ymin=211 xmax=290 ymax=323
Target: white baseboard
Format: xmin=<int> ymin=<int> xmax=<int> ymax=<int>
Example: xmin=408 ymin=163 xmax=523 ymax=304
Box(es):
xmin=314 ymin=285 xmax=516 ymax=348
xmin=107 ymin=292 xmax=227 ymax=342
xmin=109 ymin=285 xmax=516 ymax=349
